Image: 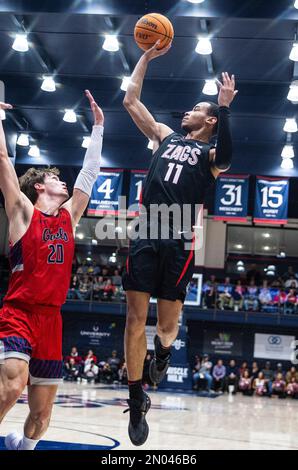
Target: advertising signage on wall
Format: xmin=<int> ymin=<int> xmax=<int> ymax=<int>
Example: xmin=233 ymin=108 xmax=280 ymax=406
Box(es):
xmin=203 ymin=329 xmax=243 ymax=356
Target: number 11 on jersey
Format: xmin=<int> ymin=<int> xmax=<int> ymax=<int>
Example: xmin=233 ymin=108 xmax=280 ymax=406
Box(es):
xmin=164 ymin=163 xmax=183 ymax=184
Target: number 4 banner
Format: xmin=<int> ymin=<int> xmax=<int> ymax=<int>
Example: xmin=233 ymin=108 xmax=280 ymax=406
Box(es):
xmin=254 ymin=177 xmax=289 ymax=225
xmin=87 ymin=169 xmax=124 ymax=216
xmin=214 ymin=174 xmax=249 ymax=222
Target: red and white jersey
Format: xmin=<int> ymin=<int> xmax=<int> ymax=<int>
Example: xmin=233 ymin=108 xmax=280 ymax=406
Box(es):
xmin=4 ymin=208 xmax=75 ymax=308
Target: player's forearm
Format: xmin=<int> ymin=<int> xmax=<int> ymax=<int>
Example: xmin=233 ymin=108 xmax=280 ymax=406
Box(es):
xmin=214 ymin=106 xmax=233 ymax=170
xmin=74 ymin=125 xmax=103 ymax=197
xmin=124 ymin=55 xmax=149 ymax=104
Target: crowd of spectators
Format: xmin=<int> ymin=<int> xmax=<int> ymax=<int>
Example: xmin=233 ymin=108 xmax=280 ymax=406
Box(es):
xmin=63 ymin=346 xmax=154 ymax=387
xmin=202 ymin=265 xmax=298 ymax=314
xmin=67 ymin=261 xmax=125 ymax=302
xmin=63 ymin=347 xmax=125 ymax=384
xmin=192 ymin=355 xmax=298 ymax=399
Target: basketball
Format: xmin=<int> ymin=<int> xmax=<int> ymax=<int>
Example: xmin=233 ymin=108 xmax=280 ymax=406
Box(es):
xmin=134 ymin=13 xmax=174 ymax=51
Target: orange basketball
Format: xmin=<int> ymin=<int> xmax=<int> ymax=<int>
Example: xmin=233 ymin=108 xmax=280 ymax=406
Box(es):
xmin=134 ymin=13 xmax=174 ymax=51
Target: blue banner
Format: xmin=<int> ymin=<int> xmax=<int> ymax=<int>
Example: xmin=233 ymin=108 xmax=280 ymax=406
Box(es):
xmin=87 ymin=169 xmax=123 ymax=216
xmin=158 ymin=326 xmax=192 ymax=391
xmin=214 ymin=174 xmax=249 ymax=222
xmin=128 ymin=170 xmax=147 ymax=216
xmin=254 ymin=177 xmax=289 ymax=224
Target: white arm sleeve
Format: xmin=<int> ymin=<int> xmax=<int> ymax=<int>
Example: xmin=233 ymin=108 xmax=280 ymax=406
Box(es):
xmin=74 ymin=125 xmax=103 ymax=197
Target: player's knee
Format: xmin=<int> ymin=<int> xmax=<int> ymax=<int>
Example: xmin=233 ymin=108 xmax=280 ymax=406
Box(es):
xmin=30 ymin=408 xmax=52 ymax=429
xmin=126 ymin=308 xmax=146 ymax=332
xmin=158 ymin=323 xmax=178 ymax=337
xmin=0 ymin=379 xmax=23 ymax=406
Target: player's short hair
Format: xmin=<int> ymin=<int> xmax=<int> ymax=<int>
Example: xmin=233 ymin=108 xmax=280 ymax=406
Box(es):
xmin=205 ymin=101 xmax=219 ymax=135
xmin=19 ymin=166 xmax=60 ymax=204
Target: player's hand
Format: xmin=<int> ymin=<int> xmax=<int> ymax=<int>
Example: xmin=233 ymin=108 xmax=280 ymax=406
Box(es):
xmin=85 ymin=90 xmax=104 ymax=126
xmin=216 ymin=73 xmax=238 ymax=107
xmin=0 ymin=102 xmax=13 ymax=110
xmin=143 ymin=40 xmax=172 ymax=61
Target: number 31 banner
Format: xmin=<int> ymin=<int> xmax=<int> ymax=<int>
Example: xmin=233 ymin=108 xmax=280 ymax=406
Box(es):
xmin=87 ymin=169 xmax=124 ymax=216
xmin=254 ymin=177 xmax=289 ymax=225
xmin=214 ymin=174 xmax=249 ymax=222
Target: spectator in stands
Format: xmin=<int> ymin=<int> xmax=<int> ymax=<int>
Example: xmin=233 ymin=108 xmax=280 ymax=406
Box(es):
xmin=67 ymin=275 xmax=80 ymax=299
xmin=244 ymin=279 xmax=259 ymax=311
xmin=212 ymin=359 xmax=226 ymax=392
xmin=84 ymin=349 xmax=97 ymax=367
xmin=217 ymin=277 xmax=233 ymax=310
xmin=284 ymin=288 xmax=298 ymax=314
xmin=118 ymin=361 xmax=128 ymax=385
xmin=64 ymin=357 xmax=81 ymax=382
xmin=77 ymin=260 xmax=88 ymax=275
xmin=108 ymin=350 xmax=121 ymax=381
xmin=92 ymin=276 xmax=105 ymax=300
xmin=101 ymin=266 xmax=109 ymax=279
xmin=65 ymin=346 xmax=82 ymax=364
xmin=193 ymin=354 xmax=213 ymax=392
xmin=286 ymin=366 xmax=298 ymax=384
xmin=112 ymin=269 xmax=122 ymax=287
xmin=272 ymin=372 xmax=286 ymax=398
xmin=87 ymin=261 xmax=100 ymax=276
xmin=239 ymin=361 xmax=248 ymax=377
xmin=274 ymin=363 xmax=285 ymax=379
xmin=202 ymin=275 xmax=217 ymax=309
xmin=285 ymin=276 xmax=298 ymax=289
xmin=102 ymin=278 xmax=116 ymax=301
xmin=238 ymin=369 xmax=253 ymax=396
xmin=258 ymin=280 xmax=273 ymax=311
xmin=251 ymin=361 xmax=259 ymax=380
xmin=83 ymin=359 xmax=99 ymax=383
xmin=246 ymin=264 xmax=262 ymax=286
xmin=225 ymin=359 xmax=239 ymax=394
xmin=76 ymin=275 xmax=92 ymax=301
xmin=253 ymin=371 xmax=267 ymax=396
xmin=283 ymin=265 xmax=296 ymax=281
xmin=232 ymin=280 xmax=245 ymax=311
xmin=262 ymin=361 xmax=274 ymax=395
xmin=273 ymin=287 xmax=287 ymax=312
xmin=100 ymin=362 xmax=113 ymax=384
xmin=286 ymin=377 xmax=298 ymax=398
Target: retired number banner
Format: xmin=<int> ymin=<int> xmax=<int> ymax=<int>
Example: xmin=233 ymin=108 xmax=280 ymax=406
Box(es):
xmin=254 ymin=177 xmax=289 ymax=224
xmin=214 ymin=174 xmax=249 ymax=222
xmin=87 ymin=169 xmax=124 ymax=216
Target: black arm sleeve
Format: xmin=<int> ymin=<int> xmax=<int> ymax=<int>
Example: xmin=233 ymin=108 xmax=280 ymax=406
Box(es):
xmin=213 ymin=106 xmax=232 ymax=170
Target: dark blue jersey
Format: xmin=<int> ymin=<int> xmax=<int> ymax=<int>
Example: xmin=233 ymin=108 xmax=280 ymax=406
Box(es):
xmin=141 ymin=132 xmax=215 ymax=227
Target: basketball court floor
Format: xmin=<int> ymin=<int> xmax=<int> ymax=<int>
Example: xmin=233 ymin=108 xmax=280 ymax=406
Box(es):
xmin=1 ymin=382 xmax=298 ymax=451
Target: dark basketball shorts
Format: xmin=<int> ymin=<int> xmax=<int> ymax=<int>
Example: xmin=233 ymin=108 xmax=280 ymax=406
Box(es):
xmin=0 ymin=301 xmax=63 ymax=385
xmin=122 ymin=233 xmax=196 ymax=302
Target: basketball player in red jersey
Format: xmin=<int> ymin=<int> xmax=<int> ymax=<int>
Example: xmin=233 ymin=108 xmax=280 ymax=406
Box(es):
xmin=0 ymin=90 xmax=104 ymax=450
xmin=122 ymin=41 xmax=237 ymax=445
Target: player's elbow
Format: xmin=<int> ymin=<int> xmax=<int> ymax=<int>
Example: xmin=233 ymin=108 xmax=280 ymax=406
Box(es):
xmin=0 ymin=150 xmax=7 ymax=162
xmin=123 ymin=96 xmax=134 ymax=109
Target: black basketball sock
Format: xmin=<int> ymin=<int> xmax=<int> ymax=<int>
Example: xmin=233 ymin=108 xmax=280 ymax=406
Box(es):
xmin=128 ymin=380 xmax=144 ymax=402
xmin=155 ymin=335 xmax=171 ymax=360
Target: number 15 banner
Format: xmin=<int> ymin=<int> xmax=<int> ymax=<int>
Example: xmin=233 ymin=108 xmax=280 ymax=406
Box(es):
xmin=254 ymin=177 xmax=289 ymax=225
xmin=214 ymin=174 xmax=249 ymax=222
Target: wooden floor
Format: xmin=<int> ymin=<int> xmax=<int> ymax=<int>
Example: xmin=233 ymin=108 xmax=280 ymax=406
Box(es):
xmin=1 ymin=382 xmax=298 ymax=450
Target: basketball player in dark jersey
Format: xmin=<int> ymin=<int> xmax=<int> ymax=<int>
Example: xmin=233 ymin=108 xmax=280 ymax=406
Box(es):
xmin=0 ymin=91 xmax=104 ymax=450
xmin=122 ymin=41 xmax=237 ymax=445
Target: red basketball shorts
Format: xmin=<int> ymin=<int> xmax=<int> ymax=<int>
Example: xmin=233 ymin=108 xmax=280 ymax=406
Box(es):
xmin=0 ymin=301 xmax=63 ymax=385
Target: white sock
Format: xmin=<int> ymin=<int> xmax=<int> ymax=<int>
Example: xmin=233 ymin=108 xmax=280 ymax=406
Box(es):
xmin=5 ymin=432 xmax=22 ymax=450
xmin=17 ymin=435 xmax=39 ymax=450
